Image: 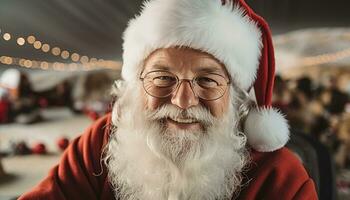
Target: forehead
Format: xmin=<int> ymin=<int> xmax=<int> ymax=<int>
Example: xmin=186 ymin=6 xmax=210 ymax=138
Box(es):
xmin=143 ymin=47 xmax=227 ymax=74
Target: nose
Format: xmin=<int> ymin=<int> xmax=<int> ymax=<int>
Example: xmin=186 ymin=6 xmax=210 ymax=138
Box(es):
xmin=171 ymin=81 xmax=199 ymax=109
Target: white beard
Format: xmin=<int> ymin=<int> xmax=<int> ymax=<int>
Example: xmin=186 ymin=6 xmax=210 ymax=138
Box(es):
xmin=104 ymin=83 xmax=249 ymax=200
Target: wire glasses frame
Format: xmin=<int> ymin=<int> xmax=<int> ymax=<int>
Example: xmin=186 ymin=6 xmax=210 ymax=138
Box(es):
xmin=139 ymin=70 xmax=231 ymax=101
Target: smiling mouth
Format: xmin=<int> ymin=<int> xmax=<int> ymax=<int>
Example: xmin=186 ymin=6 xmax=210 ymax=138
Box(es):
xmin=164 ymin=117 xmax=201 ymax=130
xmin=167 ymin=117 xmax=199 ymax=124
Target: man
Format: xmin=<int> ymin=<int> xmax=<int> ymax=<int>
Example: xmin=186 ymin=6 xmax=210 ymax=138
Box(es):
xmin=20 ymin=0 xmax=318 ymax=199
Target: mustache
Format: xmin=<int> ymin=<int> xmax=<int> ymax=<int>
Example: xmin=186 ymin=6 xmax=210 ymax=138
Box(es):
xmin=146 ymin=104 xmax=216 ymax=127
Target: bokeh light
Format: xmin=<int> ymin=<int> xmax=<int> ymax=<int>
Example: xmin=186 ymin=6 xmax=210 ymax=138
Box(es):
xmin=3 ymin=33 xmax=11 ymax=41
xmin=61 ymin=50 xmax=70 ymax=59
xmin=27 ymin=35 xmax=36 ymax=44
xmin=33 ymin=41 xmax=42 ymax=49
xmin=52 ymin=47 xmax=61 ymax=56
xmin=42 ymin=44 xmax=50 ymax=52
xmin=17 ymin=37 xmax=25 ymax=46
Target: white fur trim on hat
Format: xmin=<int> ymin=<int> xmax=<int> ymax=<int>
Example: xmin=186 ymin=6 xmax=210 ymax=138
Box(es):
xmin=121 ymin=0 xmax=262 ymax=89
xmin=244 ymin=107 xmax=290 ymax=152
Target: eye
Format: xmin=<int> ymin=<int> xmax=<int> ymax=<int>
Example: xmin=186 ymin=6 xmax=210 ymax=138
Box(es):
xmin=155 ymin=76 xmax=174 ymax=81
xmin=153 ymin=76 xmax=177 ymax=87
xmin=196 ymin=76 xmax=219 ymax=88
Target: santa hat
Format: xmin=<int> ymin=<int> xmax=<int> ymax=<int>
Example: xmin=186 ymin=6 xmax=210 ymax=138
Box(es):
xmin=121 ymin=0 xmax=289 ymax=152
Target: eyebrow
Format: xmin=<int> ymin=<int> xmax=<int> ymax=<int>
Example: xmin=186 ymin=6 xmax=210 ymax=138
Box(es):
xmin=196 ymin=66 xmax=231 ymax=82
xmin=196 ymin=66 xmax=230 ymax=79
xmin=150 ymin=63 xmax=223 ymax=72
xmin=150 ymin=65 xmax=170 ymax=71
xmin=195 ymin=66 xmax=226 ymax=75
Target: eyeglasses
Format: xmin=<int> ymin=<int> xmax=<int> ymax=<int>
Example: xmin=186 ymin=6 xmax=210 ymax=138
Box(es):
xmin=139 ymin=70 xmax=231 ymax=100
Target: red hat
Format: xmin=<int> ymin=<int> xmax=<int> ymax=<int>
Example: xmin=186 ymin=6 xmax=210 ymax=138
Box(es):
xmin=236 ymin=0 xmax=275 ymax=107
xmin=120 ymin=0 xmax=289 ymax=152
xmin=236 ymin=0 xmax=289 ymax=152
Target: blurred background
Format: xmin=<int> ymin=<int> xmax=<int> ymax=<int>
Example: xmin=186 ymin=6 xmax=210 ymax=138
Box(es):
xmin=0 ymin=0 xmax=349 ymax=199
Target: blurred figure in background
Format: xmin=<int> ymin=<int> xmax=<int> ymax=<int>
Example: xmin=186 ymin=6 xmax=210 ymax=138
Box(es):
xmin=72 ymin=72 xmax=114 ymax=119
xmin=0 ymin=69 xmax=40 ymax=124
xmin=335 ymin=115 xmax=350 ymax=169
xmin=272 ymin=73 xmax=350 ymax=171
xmin=287 ymin=76 xmax=316 ymax=132
xmin=272 ymin=75 xmax=292 ymax=113
xmin=326 ymin=86 xmax=349 ymax=116
xmin=0 ymin=87 xmax=11 ymax=123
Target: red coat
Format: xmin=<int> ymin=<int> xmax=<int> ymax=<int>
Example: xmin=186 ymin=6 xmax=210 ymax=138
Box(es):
xmin=19 ymin=114 xmax=318 ymax=200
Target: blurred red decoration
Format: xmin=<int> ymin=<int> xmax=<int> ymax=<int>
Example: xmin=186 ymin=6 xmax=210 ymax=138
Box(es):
xmin=85 ymin=109 xmax=99 ymax=120
xmin=0 ymin=99 xmax=10 ymax=123
xmin=38 ymin=97 xmax=49 ymax=108
xmin=57 ymin=137 xmax=69 ymax=151
xmin=32 ymin=143 xmax=47 ymax=154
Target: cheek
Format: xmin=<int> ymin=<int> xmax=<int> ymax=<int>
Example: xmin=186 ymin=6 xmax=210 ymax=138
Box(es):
xmin=203 ymin=93 xmax=229 ymax=117
xmin=141 ymin=89 xmax=169 ymax=110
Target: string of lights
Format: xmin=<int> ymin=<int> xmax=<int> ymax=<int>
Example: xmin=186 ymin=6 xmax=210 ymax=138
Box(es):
xmin=0 ymin=29 xmax=122 ymax=71
xmin=300 ymin=48 xmax=350 ymax=66
xmin=0 ymin=55 xmax=122 ymax=71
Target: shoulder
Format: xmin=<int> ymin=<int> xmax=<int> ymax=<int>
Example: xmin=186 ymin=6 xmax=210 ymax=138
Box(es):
xmin=250 ymin=147 xmax=309 ymax=179
xmin=80 ymin=113 xmax=113 ymax=148
xmin=252 ymin=147 xmax=304 ymax=167
xmin=86 ymin=113 xmax=112 ymax=136
xmin=237 ymin=147 xmax=317 ymax=199
xmin=73 ymin=113 xmax=113 ymax=174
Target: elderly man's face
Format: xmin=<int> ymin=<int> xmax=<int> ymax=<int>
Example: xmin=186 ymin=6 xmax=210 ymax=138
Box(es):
xmin=141 ymin=47 xmax=230 ymax=131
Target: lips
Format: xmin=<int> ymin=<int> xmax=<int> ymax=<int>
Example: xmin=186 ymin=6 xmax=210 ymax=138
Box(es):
xmin=167 ymin=117 xmax=199 ymax=124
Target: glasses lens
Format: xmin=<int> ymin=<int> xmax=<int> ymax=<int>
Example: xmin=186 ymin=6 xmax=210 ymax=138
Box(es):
xmin=142 ymin=71 xmax=229 ymax=100
xmin=143 ymin=71 xmax=177 ymax=97
xmin=194 ymin=74 xmax=228 ymax=100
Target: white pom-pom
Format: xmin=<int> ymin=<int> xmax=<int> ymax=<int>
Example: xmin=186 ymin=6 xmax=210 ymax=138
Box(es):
xmin=244 ymin=107 xmax=290 ymax=152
